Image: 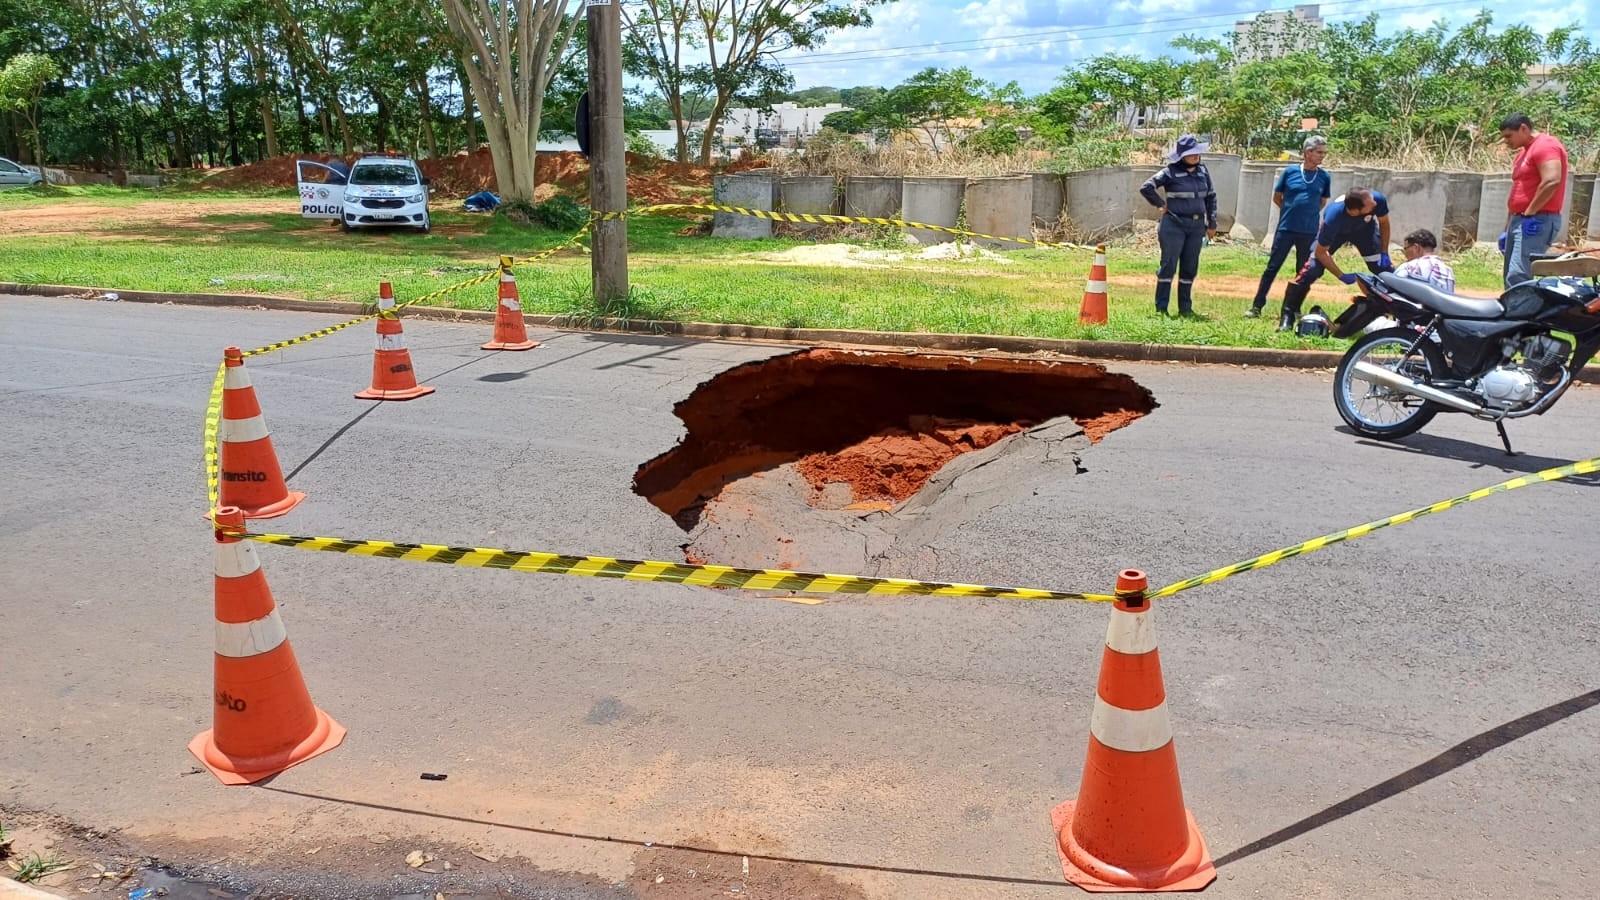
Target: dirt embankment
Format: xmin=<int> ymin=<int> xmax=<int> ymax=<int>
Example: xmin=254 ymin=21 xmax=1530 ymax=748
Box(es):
xmin=197 ymin=149 xmax=715 ymax=205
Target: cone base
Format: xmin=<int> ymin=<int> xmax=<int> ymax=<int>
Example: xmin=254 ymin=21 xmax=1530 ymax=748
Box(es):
xmin=237 ymin=491 xmax=307 ymax=521
xmin=355 ymin=384 xmax=435 ymax=401
xmin=481 ymin=339 xmax=539 ymax=351
xmin=1079 ymin=301 xmax=1109 ymax=325
xmin=1050 ymin=800 xmax=1216 ymax=892
xmin=188 ymin=707 xmax=346 ymax=785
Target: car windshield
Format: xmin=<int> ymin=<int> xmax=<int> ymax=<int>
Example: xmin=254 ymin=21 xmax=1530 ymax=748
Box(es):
xmin=349 ymin=163 xmax=419 ymax=186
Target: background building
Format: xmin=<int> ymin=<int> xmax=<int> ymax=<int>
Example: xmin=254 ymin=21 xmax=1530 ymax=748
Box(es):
xmin=1233 ymin=4 xmax=1326 ymax=63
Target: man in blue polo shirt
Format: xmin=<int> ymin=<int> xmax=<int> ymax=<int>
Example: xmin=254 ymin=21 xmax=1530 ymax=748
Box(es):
xmin=1275 ymin=187 xmax=1394 ymax=331
xmin=1247 ymin=135 xmax=1330 ymax=317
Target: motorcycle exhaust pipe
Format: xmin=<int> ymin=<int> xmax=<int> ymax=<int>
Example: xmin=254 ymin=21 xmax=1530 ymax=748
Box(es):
xmin=1350 ymin=361 xmax=1488 ymax=415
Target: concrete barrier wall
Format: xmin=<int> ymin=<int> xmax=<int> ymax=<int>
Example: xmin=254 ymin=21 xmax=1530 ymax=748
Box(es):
xmin=1207 ymin=154 xmax=1242 ymax=232
xmin=1442 ymin=173 xmax=1484 ymax=251
xmin=965 ymin=176 xmax=1033 ymax=247
xmin=713 ymin=172 xmax=776 ymax=238
xmin=779 ymin=175 xmax=839 ymax=232
xmin=1588 ymin=175 xmax=1600 ymax=241
xmin=1477 ymin=177 xmax=1512 ymax=244
xmin=1063 ymin=166 xmax=1133 ymax=241
xmin=1557 ymin=172 xmax=1576 ymax=242
xmin=1382 ymin=171 xmax=1448 ymax=251
xmin=1568 ymin=174 xmax=1594 ymax=242
xmin=844 ymin=176 xmax=902 ymax=219
xmin=1233 ymin=161 xmax=1281 ymax=242
xmin=1129 ymin=165 xmax=1162 ymax=221
xmin=1028 ymin=172 xmax=1065 ymax=226
xmin=901 ymin=177 xmax=965 ymax=244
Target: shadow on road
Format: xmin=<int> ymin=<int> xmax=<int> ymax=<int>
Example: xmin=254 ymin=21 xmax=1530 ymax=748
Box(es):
xmin=1343 ymin=429 xmax=1600 ymax=488
xmin=286 ymin=346 xmax=508 ymax=480
xmin=258 ymin=786 xmax=1073 ymax=890
xmin=1215 ymin=688 xmax=1600 ymax=868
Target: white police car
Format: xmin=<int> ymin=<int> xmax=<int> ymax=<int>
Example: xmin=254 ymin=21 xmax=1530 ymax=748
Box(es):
xmin=296 ymin=155 xmax=431 ymax=233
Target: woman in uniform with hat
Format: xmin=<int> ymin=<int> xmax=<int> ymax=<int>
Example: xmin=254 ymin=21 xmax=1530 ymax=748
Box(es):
xmin=1138 ymin=134 xmax=1218 ymax=316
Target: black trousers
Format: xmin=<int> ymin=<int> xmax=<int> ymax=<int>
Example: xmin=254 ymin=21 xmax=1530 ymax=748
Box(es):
xmin=1280 ymin=226 xmax=1390 ymax=321
xmin=1251 ymin=230 xmax=1315 ymax=310
xmin=1155 ymin=215 xmax=1207 ymax=314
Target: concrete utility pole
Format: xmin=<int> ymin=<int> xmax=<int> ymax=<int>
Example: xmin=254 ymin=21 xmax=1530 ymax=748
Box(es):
xmin=586 ymin=0 xmax=628 ymax=302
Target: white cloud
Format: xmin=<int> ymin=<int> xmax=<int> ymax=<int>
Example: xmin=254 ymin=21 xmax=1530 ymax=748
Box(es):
xmin=772 ymin=0 xmax=1595 ymax=93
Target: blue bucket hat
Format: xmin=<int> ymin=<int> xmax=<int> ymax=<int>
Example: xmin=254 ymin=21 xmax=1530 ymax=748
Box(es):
xmin=1168 ymin=134 xmax=1210 ymax=163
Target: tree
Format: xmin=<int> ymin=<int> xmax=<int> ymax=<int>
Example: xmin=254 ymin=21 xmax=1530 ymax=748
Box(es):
xmin=0 ymin=52 xmax=60 ymax=169
xmin=786 ymin=85 xmax=840 ymax=106
xmin=622 ymin=0 xmax=890 ymax=163
xmin=438 ymin=0 xmax=583 ymax=201
xmin=1055 ymin=53 xmax=1189 ymax=132
xmin=844 ymin=67 xmax=994 ymax=155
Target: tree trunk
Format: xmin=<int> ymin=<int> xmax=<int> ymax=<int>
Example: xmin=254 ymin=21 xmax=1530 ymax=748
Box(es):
xmin=331 ymin=92 xmax=354 ymax=155
xmin=260 ymin=95 xmax=279 ymax=158
xmin=698 ymin=94 xmax=731 ymax=165
xmin=417 ymin=79 xmax=438 ymax=158
xmin=373 ymin=89 xmax=390 ymax=152
xmin=289 ymin=59 xmax=314 ymax=153
xmin=224 ymin=94 xmax=240 ymax=165
xmin=670 ymin=93 xmax=689 ymax=163
xmin=459 ymin=67 xmax=477 ymax=151
xmin=318 ymin=106 xmax=333 ymax=151
xmin=194 ymin=41 xmax=215 ymax=167
xmin=30 ymin=111 xmax=45 ymax=174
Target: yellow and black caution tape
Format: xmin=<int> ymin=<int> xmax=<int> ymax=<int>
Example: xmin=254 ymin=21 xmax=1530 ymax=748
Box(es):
xmin=203 ymin=361 xmax=227 ymax=509
xmin=221 ymin=527 xmax=1114 ymax=602
xmin=620 ymin=203 xmax=1099 ymax=252
xmin=199 ymin=218 xmax=599 ymax=504
xmin=1151 ymin=455 xmax=1600 ymax=598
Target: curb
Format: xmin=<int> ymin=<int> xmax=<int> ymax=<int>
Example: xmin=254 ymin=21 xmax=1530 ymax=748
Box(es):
xmin=7 ymin=281 xmax=1593 ymax=382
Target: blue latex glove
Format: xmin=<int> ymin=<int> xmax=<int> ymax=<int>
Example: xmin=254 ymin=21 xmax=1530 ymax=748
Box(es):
xmin=1521 ymin=217 xmax=1542 ymax=236
xmin=1339 ymin=273 xmax=1360 ymax=285
xmin=1498 ymin=231 xmax=1507 ymax=253
xmin=1378 ymin=252 xmax=1392 ymax=269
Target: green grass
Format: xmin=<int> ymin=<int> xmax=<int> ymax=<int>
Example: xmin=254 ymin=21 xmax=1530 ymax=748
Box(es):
xmin=0 ymin=191 xmax=1513 ymax=350
xmin=0 ymin=182 xmax=287 ymax=205
xmin=6 ymin=851 xmax=74 ymax=883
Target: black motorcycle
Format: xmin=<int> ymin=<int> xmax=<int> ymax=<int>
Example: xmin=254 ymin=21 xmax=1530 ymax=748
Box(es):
xmin=1330 ymin=255 xmax=1600 ymax=453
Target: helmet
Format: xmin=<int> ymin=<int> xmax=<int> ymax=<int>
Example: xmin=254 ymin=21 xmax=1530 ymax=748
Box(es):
xmin=1296 ymin=305 xmax=1330 ymax=338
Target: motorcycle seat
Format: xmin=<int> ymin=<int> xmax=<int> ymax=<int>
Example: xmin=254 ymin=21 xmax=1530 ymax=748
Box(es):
xmin=1378 ymin=272 xmax=1504 ymax=319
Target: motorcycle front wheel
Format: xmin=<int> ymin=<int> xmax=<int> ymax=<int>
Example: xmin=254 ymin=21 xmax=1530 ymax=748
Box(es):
xmin=1334 ymin=327 xmax=1446 ymax=439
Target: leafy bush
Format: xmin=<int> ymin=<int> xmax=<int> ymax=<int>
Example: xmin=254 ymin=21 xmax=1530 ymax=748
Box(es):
xmin=626 ymin=131 xmax=663 ymax=159
xmin=499 ymin=196 xmax=590 ymax=231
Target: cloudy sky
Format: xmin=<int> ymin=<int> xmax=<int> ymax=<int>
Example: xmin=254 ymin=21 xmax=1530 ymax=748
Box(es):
xmin=773 ymin=0 xmax=1595 ymax=94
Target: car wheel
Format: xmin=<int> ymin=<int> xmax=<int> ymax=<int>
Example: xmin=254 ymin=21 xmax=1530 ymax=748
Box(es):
xmin=340 ymin=218 xmax=352 ymax=233
xmin=419 ymin=214 xmax=431 ymax=234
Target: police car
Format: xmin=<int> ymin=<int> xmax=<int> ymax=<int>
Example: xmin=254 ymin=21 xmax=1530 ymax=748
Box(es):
xmin=296 ymin=154 xmax=432 ymax=233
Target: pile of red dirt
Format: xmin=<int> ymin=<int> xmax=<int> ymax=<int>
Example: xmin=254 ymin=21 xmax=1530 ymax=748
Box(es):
xmin=200 ymin=154 xmax=343 ymax=190
xmin=199 ymin=148 xmax=714 ymax=204
xmin=796 ymin=417 xmax=1023 ymax=503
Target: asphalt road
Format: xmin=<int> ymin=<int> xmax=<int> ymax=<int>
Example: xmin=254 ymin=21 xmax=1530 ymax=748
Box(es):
xmin=3 ymin=295 xmax=1598 ymax=899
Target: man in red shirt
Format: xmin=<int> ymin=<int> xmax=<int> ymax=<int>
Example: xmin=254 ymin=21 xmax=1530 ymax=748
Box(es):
xmin=1499 ymin=113 xmax=1567 ymax=287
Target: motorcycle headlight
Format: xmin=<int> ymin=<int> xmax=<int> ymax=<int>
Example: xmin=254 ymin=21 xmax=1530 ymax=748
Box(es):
xmin=407 ymin=192 xmax=426 ymax=204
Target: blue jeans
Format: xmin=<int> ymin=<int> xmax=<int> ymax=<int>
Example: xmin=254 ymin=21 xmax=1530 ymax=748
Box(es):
xmin=1504 ymin=212 xmax=1560 ymax=287
xmin=1252 ymin=230 xmax=1315 ymax=310
xmin=1155 ymin=215 xmax=1207 ymax=314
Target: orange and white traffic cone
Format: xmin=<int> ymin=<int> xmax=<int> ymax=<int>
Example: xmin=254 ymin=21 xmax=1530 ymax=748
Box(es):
xmin=482 ymin=256 xmax=539 ymax=351
xmin=1049 ymin=569 xmax=1215 ymax=892
xmin=355 ymin=282 xmax=435 ymax=401
xmin=189 ymin=506 xmax=345 ymax=785
xmin=219 ymin=347 xmax=305 ymax=520
xmin=1078 ymin=244 xmax=1110 ymax=325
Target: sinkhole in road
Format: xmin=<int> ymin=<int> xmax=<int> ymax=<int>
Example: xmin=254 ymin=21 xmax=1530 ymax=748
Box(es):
xmin=633 ymin=348 xmax=1156 ymax=530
